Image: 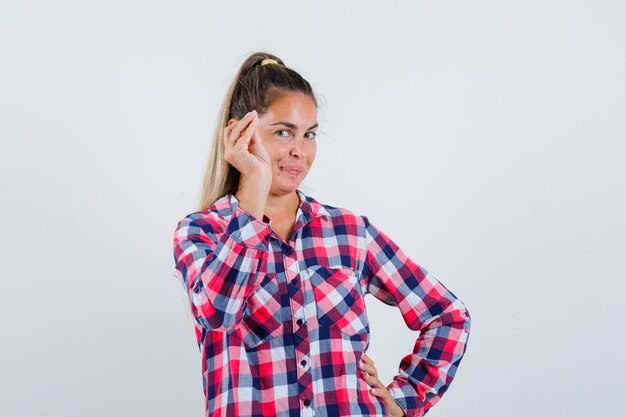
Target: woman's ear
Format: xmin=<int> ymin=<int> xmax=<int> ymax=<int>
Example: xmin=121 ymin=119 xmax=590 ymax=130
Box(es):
xmin=227 ymin=118 xmax=238 ymax=127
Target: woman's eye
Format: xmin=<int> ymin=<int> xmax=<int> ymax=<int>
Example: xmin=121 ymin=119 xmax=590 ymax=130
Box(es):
xmin=274 ymin=130 xmax=317 ymax=140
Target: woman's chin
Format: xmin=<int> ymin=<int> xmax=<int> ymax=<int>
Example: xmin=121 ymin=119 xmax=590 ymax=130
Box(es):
xmin=270 ymin=180 xmax=304 ymax=196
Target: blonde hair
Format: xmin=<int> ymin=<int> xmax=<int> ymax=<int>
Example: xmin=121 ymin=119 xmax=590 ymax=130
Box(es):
xmin=197 ymin=52 xmax=318 ymax=211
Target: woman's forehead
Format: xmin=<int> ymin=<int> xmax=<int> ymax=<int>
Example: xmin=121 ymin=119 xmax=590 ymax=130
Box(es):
xmin=263 ymin=94 xmax=317 ymax=127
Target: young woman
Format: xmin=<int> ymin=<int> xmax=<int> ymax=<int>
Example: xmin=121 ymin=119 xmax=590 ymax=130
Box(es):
xmin=172 ymin=52 xmax=471 ymax=417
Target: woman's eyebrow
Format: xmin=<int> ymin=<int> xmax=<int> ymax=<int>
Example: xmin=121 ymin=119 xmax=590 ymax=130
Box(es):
xmin=269 ymin=121 xmax=318 ymax=130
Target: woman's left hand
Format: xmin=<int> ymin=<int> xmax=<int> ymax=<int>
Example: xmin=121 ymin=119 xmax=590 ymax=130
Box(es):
xmin=359 ymin=353 xmax=406 ymax=417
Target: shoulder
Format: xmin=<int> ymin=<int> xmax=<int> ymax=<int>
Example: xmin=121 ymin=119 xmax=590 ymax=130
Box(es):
xmin=174 ymin=195 xmax=233 ymax=237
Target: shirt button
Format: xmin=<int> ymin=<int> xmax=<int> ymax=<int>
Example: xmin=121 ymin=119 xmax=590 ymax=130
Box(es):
xmin=296 ymin=319 xmax=304 ymax=326
xmin=264 ymin=234 xmax=271 ymax=241
xmin=283 ymin=246 xmax=294 ymax=255
xmin=300 ymin=359 xmax=307 ymax=366
xmin=303 ymin=399 xmax=311 ymax=406
xmin=290 ymin=278 xmax=298 ymax=285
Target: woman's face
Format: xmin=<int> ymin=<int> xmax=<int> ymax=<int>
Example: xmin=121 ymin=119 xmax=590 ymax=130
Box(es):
xmin=256 ymin=93 xmax=318 ymax=196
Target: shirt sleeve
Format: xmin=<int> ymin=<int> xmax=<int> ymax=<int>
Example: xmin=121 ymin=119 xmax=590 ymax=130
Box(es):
xmin=360 ymin=216 xmax=471 ymax=417
xmin=172 ymin=205 xmax=272 ymax=331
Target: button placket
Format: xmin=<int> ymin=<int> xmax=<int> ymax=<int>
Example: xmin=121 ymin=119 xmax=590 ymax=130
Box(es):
xmin=282 ymin=244 xmax=294 ymax=256
xmin=282 ymin=249 xmax=313 ymax=411
xmin=294 ymin=307 xmax=305 ymax=328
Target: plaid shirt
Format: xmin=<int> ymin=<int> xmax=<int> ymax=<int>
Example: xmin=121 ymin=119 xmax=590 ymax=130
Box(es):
xmin=172 ymin=190 xmax=470 ymax=417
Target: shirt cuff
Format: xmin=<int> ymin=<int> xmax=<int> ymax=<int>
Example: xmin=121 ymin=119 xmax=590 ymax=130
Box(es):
xmin=227 ymin=205 xmax=272 ymax=250
xmin=387 ymin=377 xmax=424 ymax=417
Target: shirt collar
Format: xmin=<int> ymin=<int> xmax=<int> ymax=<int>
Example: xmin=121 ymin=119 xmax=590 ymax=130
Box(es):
xmin=225 ymin=189 xmax=331 ymax=222
xmin=296 ymin=189 xmax=331 ymax=221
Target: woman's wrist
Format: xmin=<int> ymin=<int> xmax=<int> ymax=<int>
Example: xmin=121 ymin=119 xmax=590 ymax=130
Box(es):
xmin=234 ymin=179 xmax=270 ymax=220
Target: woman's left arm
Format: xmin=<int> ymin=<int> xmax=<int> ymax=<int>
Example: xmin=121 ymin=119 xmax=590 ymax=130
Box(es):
xmin=360 ymin=216 xmax=471 ymax=417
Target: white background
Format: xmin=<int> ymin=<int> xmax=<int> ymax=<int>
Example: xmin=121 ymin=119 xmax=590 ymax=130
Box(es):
xmin=1 ymin=1 xmax=625 ymax=416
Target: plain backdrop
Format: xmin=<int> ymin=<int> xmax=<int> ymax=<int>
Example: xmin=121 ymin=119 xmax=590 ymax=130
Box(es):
xmin=1 ymin=1 xmax=625 ymax=416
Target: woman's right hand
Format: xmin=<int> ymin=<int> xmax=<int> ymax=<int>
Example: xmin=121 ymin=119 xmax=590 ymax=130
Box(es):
xmin=224 ymin=110 xmax=272 ymax=220
xmin=224 ymin=110 xmax=272 ymax=183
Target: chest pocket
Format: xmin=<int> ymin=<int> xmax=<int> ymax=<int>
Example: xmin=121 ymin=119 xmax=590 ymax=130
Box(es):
xmin=239 ymin=272 xmax=286 ymax=348
xmin=308 ymin=266 xmax=369 ymax=337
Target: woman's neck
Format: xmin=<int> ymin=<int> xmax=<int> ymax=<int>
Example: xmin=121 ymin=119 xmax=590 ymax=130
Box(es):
xmin=264 ymin=191 xmax=300 ymax=221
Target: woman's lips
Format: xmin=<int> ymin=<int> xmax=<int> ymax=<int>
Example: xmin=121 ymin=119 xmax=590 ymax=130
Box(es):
xmin=280 ymin=166 xmax=304 ymax=177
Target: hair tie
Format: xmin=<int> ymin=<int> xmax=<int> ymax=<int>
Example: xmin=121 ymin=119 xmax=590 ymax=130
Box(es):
xmin=260 ymin=58 xmax=279 ymax=66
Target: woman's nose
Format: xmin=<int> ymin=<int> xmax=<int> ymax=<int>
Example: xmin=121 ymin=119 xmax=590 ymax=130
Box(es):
xmin=289 ymin=136 xmax=306 ymax=159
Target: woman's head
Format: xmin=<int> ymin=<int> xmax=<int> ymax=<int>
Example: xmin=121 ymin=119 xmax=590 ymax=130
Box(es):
xmin=198 ymin=52 xmax=319 ymax=210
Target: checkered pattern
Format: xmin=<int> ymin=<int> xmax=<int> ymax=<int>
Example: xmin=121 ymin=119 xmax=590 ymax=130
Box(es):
xmin=172 ymin=190 xmax=471 ymax=417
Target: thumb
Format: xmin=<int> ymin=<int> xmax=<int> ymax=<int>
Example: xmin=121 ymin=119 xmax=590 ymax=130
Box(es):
xmin=249 ymin=129 xmax=259 ymax=144
xmin=248 ymin=130 xmax=270 ymax=162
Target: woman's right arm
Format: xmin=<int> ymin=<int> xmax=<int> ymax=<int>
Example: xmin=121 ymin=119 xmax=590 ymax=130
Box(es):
xmin=173 ymin=109 xmax=273 ymax=331
xmin=172 ymin=207 xmax=271 ymax=331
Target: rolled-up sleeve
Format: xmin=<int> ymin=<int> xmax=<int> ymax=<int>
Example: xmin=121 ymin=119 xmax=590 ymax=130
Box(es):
xmin=361 ymin=216 xmax=471 ymax=417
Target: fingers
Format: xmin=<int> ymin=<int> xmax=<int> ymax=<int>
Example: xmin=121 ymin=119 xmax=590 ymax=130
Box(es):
xmin=359 ymin=355 xmax=384 ymax=397
xmin=359 ymin=354 xmax=379 ymax=380
xmin=359 ymin=353 xmax=406 ymax=417
xmin=361 ymin=353 xmax=374 ymax=366
xmin=222 ymin=109 xmax=272 ymax=179
xmin=359 ymin=356 xmax=384 ymax=399
xmin=363 ymin=370 xmax=399 ymax=416
xmin=223 ymin=111 xmax=260 ymax=170
xmin=225 ymin=110 xmax=256 ymax=137
xmin=224 ymin=110 xmax=258 ymax=147
xmin=236 ymin=115 xmax=259 ymax=148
